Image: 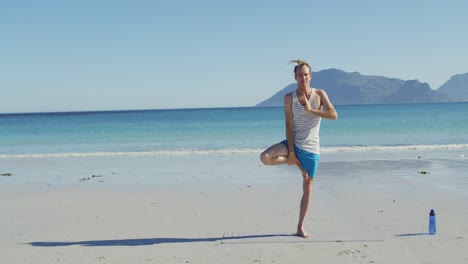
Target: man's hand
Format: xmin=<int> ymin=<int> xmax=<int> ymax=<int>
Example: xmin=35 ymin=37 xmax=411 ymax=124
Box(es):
xmin=297 ymin=94 xmax=308 ymax=106
xmin=303 ymin=97 xmax=313 ymax=113
xmin=287 ymin=152 xmax=298 ymax=165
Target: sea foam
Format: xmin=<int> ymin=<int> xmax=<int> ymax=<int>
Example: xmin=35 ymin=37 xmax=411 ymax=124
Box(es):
xmin=0 ymin=144 xmax=466 ymax=159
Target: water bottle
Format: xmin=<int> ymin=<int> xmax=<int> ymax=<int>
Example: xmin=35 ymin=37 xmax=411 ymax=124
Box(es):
xmin=429 ymin=209 xmax=436 ymax=235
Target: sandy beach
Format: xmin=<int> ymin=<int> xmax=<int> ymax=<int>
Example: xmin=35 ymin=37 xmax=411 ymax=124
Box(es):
xmin=1 ymin=150 xmax=467 ymax=264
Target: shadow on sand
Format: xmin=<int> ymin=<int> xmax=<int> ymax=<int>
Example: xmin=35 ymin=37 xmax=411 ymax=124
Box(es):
xmin=395 ymin=232 xmax=433 ymax=237
xmin=28 ymin=233 xmax=295 ymax=247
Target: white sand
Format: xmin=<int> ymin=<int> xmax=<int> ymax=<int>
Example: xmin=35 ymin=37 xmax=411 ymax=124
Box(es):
xmin=1 ymin=150 xmax=467 ymax=263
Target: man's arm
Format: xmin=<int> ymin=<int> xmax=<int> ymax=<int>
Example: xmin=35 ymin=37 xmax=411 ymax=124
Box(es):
xmin=304 ymin=89 xmax=338 ymax=120
xmin=284 ymin=93 xmax=297 ymax=165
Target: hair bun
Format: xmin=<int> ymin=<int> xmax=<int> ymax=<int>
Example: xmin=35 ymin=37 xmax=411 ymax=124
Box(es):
xmin=289 ymin=59 xmax=308 ymax=65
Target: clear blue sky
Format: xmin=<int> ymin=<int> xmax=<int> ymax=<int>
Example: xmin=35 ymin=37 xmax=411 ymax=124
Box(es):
xmin=1 ymin=0 xmax=467 ymax=113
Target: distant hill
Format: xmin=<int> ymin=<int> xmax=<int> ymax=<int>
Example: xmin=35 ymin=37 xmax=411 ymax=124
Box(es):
xmin=256 ymin=69 xmax=459 ymax=106
xmin=437 ymin=73 xmax=468 ymax=101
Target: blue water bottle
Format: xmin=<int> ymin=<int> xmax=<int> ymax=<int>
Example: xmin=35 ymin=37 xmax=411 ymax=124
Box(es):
xmin=429 ymin=209 xmax=436 ymax=235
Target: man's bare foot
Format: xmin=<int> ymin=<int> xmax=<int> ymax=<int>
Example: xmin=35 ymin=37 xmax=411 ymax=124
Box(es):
xmin=296 ymin=227 xmax=310 ymax=238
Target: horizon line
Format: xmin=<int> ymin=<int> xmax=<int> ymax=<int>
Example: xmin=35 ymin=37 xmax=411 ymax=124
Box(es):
xmin=1 ymin=101 xmax=467 ymax=116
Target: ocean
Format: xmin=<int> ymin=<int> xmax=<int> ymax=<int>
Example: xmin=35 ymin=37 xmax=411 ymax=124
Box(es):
xmin=1 ymin=102 xmax=468 ymax=158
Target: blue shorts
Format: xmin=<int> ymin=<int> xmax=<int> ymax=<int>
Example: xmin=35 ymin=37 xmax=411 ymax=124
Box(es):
xmin=281 ymin=140 xmax=320 ymax=178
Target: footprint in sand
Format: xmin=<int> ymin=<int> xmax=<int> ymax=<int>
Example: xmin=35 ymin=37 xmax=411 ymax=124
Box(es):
xmin=338 ymin=245 xmax=374 ymax=263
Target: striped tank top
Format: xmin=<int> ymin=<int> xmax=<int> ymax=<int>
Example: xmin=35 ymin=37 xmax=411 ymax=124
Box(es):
xmin=292 ymin=88 xmax=322 ymax=154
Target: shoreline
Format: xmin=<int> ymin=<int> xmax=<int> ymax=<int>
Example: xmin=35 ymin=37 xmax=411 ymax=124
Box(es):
xmin=1 ymin=148 xmax=466 ymax=186
xmin=1 ymin=143 xmax=467 ymax=159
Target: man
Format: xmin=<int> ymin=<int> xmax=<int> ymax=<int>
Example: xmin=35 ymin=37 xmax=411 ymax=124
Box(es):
xmin=260 ymin=59 xmax=338 ymax=238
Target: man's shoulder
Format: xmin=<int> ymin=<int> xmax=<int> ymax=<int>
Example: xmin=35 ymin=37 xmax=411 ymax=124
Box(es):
xmin=313 ymin=87 xmax=323 ymax=92
xmin=313 ymin=88 xmax=327 ymax=96
xmin=283 ymin=92 xmax=293 ymax=102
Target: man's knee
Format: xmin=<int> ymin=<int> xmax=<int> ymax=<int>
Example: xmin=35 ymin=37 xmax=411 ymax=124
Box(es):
xmin=260 ymin=151 xmax=271 ymax=165
xmin=303 ymin=177 xmax=313 ymax=192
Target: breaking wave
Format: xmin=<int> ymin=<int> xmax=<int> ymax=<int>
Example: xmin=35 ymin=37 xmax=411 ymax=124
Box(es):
xmin=0 ymin=144 xmax=467 ymax=159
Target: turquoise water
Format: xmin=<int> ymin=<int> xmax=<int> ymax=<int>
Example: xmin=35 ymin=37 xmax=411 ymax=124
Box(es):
xmin=1 ymin=102 xmax=468 ymax=157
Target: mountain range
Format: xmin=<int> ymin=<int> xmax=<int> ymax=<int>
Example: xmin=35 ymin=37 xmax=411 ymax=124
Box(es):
xmin=256 ymin=69 xmax=468 ymax=106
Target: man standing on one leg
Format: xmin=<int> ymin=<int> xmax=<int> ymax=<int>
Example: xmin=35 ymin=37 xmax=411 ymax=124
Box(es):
xmin=260 ymin=59 xmax=337 ymax=238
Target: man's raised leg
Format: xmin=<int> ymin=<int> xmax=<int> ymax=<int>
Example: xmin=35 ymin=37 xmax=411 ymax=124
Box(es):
xmin=260 ymin=142 xmax=289 ymax=165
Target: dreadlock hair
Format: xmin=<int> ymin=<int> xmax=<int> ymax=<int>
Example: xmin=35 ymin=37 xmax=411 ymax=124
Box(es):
xmin=289 ymin=59 xmax=311 ymax=75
